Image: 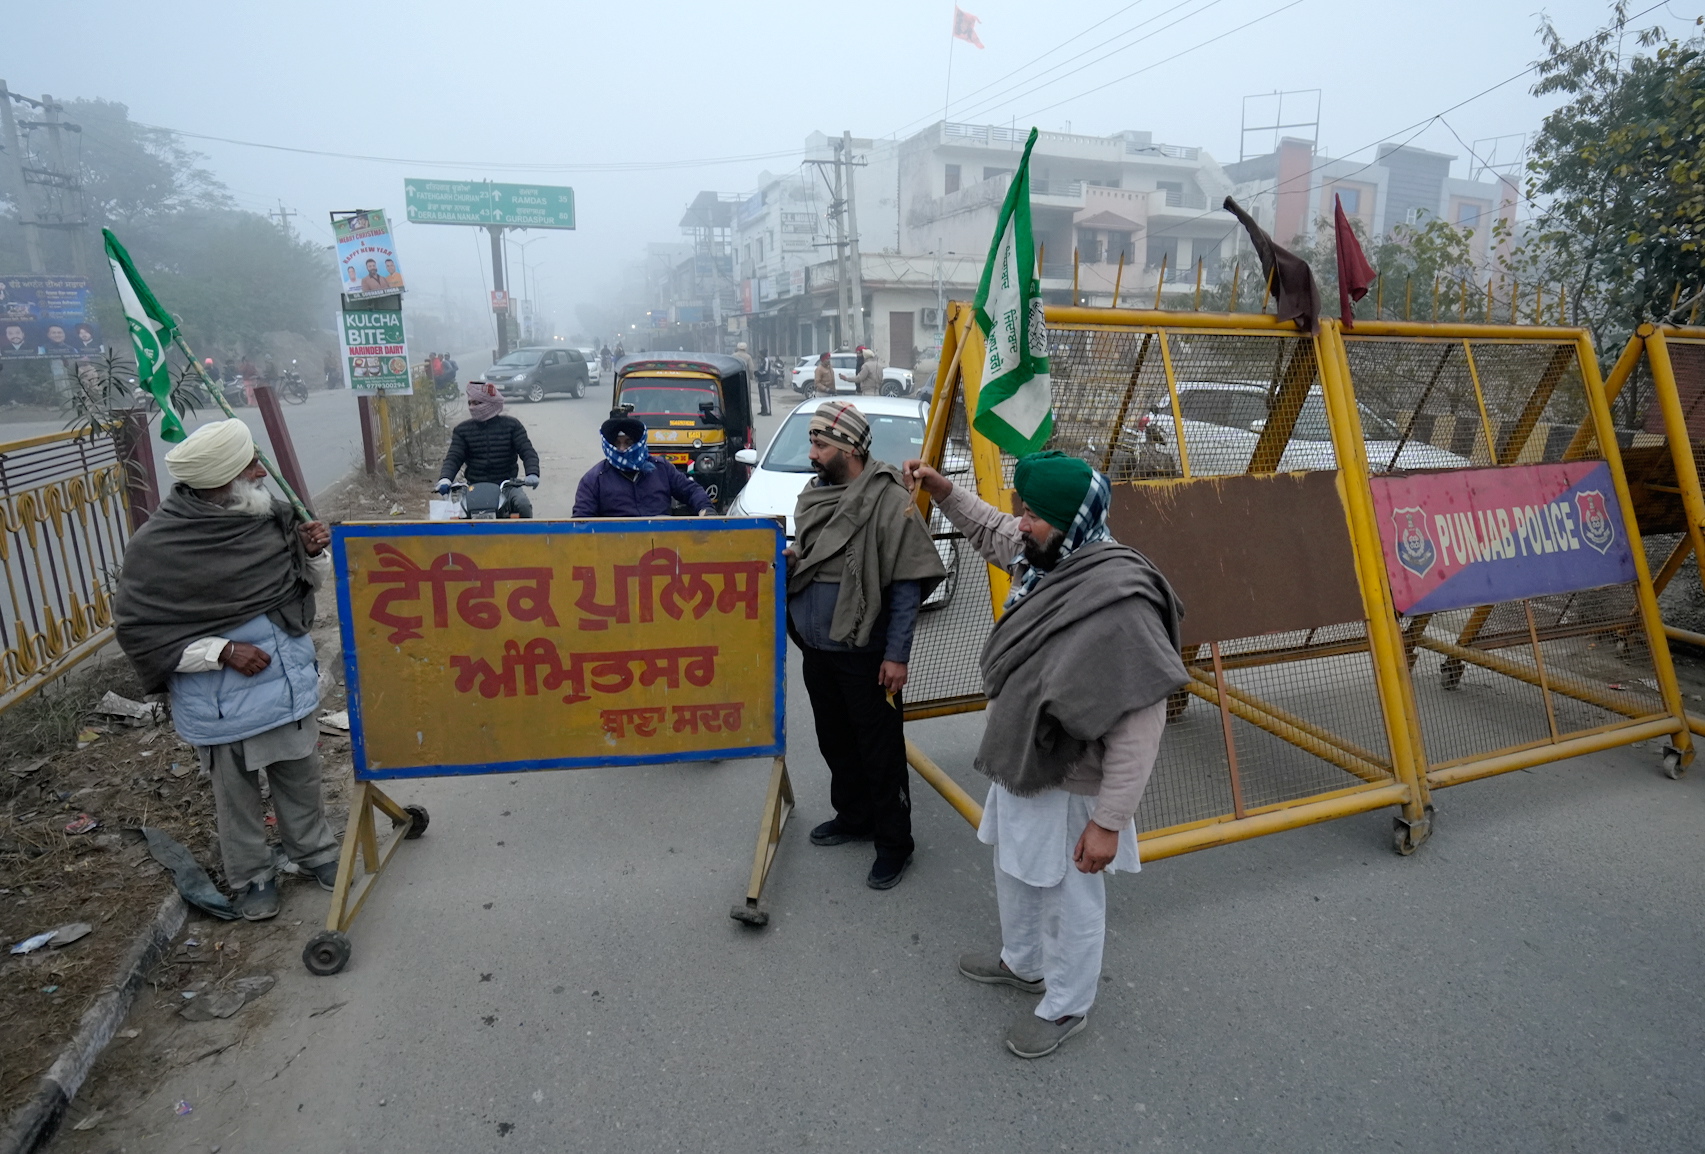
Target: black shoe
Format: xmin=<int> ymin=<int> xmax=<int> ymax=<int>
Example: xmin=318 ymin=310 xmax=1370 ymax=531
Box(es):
xmin=810 ymin=818 xmax=872 ymax=847
xmin=237 ymin=878 xmax=280 ymax=921
xmin=866 ymin=853 xmax=912 ymax=890
xmin=308 ymin=860 xmax=340 ymax=893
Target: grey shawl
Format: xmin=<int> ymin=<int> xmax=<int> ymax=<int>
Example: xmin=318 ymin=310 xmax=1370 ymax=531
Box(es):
xmin=975 ymin=541 xmax=1187 ymax=795
xmin=788 ymin=462 xmax=946 ymax=649
xmin=114 ymin=485 xmax=315 ymax=693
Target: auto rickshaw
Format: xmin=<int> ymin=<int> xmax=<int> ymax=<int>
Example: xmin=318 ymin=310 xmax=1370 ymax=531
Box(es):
xmin=611 ymin=353 xmax=756 ymax=511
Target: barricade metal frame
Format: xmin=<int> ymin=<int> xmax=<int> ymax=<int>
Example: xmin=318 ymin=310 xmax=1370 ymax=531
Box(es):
xmin=1597 ymin=322 xmax=1705 ymax=743
xmin=903 ymin=302 xmax=1692 ymax=860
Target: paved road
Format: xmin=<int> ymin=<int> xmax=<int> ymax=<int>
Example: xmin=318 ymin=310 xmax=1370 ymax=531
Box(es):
xmin=0 ymin=349 xmax=494 ymax=504
xmin=55 ymin=389 xmax=1705 ymax=1153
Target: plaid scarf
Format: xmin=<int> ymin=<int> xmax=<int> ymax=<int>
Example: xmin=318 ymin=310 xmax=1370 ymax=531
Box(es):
xmin=603 ymin=435 xmax=656 ymax=474
xmin=1003 ymin=468 xmax=1113 ymax=609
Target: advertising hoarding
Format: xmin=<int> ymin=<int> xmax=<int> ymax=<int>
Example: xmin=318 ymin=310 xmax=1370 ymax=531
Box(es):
xmin=339 ymin=306 xmax=413 ymax=393
xmin=333 ymin=210 xmax=406 ymax=300
xmin=0 ymin=275 xmax=102 ymax=359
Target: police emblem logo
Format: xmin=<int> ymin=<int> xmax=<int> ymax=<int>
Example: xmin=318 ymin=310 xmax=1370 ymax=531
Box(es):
xmin=1391 ymin=507 xmax=1436 ymax=577
xmin=1575 ymin=489 xmax=1615 ymax=554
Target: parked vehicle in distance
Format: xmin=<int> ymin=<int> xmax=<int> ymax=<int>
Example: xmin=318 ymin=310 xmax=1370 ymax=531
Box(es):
xmin=1141 ymin=382 xmax=1470 ymax=475
xmin=576 ymin=347 xmax=601 ymax=380
xmin=727 ymin=395 xmax=962 ymax=609
xmin=483 ymin=346 xmax=589 ymax=402
xmin=789 ymin=353 xmax=917 ymax=397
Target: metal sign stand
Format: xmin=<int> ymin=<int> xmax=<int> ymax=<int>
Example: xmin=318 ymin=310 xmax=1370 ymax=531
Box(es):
xmin=731 ymin=756 xmax=795 ymax=926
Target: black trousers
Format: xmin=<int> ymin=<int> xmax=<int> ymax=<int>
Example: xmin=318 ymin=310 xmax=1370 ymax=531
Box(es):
xmin=799 ymin=646 xmax=913 ymax=859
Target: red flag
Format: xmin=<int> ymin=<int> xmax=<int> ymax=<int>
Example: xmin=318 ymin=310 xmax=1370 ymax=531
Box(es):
xmin=952 ymin=6 xmax=984 ymax=48
xmin=1334 ymin=194 xmax=1377 ymax=329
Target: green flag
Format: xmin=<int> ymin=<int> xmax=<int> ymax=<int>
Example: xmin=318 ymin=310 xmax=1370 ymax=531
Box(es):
xmin=972 ymin=127 xmax=1052 ymax=457
xmin=103 ymin=228 xmax=184 ymax=443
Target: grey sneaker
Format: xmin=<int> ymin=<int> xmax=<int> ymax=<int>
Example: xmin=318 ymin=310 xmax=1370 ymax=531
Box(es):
xmin=1005 ymin=1011 xmax=1087 ymax=1059
xmin=958 ymin=952 xmax=1045 ymax=994
xmin=236 ymin=878 xmax=280 ymax=921
xmin=308 ymin=860 xmax=340 ymax=893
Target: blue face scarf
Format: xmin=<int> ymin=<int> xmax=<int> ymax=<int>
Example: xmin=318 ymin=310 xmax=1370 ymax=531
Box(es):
xmin=603 ymin=435 xmax=656 ymax=474
xmin=1003 ymin=468 xmax=1113 ymax=609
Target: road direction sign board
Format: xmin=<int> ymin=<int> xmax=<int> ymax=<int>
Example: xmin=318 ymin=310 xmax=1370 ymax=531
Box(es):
xmin=403 ymin=179 xmax=576 ymax=229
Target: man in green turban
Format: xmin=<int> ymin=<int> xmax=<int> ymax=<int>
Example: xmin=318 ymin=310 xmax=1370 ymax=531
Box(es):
xmin=904 ymin=449 xmax=1187 ymax=1058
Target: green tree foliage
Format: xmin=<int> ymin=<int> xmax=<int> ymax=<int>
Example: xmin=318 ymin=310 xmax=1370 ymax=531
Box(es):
xmin=1524 ymin=5 xmax=1705 ymax=352
xmin=0 ymin=99 xmax=332 ymax=403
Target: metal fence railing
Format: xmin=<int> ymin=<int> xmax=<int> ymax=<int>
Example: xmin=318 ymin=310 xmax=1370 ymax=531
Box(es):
xmin=0 ymin=426 xmax=133 ymax=714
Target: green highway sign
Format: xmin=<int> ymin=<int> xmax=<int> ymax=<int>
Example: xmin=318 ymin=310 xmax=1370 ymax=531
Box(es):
xmin=403 ymin=179 xmax=576 ymax=229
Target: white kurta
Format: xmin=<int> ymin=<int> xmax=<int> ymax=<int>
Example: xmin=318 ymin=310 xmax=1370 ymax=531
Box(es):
xmin=977 ymin=783 xmax=1140 ymax=1020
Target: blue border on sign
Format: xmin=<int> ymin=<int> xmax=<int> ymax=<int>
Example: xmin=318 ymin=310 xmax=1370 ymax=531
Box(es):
xmin=330 ymin=517 xmax=788 ymax=780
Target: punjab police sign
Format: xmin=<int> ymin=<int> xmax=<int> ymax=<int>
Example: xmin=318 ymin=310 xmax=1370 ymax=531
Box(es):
xmin=1370 ymin=461 xmax=1636 ymax=615
xmin=333 ymin=519 xmax=785 ymax=778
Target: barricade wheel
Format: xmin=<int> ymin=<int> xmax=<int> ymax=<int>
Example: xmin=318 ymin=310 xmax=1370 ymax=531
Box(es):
xmin=303 ymin=931 xmax=352 ymax=976
xmin=404 ymin=805 xmax=430 ymax=839
xmin=1439 ymin=658 xmax=1464 ymax=691
xmin=1661 ymin=748 xmax=1685 ymax=780
xmin=1392 ymin=819 xmax=1421 ymax=856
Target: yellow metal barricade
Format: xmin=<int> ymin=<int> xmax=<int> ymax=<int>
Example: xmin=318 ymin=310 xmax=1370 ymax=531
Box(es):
xmin=1592 ymin=323 xmax=1705 ymax=743
xmin=0 ymin=427 xmax=133 ymax=714
xmin=902 ymin=303 xmax=1691 ymax=859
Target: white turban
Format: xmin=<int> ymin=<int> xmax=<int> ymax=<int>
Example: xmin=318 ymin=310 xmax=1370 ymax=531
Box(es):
xmin=164 ymin=419 xmax=256 ymax=489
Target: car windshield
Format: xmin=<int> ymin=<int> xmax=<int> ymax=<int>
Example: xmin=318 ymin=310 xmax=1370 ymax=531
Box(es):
xmin=1290 ymin=396 xmax=1400 ymax=441
xmin=620 ymin=383 xmax=717 ymax=416
xmin=494 ymin=350 xmax=544 ymax=368
xmin=763 ymin=409 xmax=925 ymax=473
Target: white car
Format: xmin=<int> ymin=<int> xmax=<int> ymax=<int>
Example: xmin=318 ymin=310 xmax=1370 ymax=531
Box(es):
xmin=790 ymin=353 xmax=916 ymax=397
xmin=1141 ymin=382 xmax=1469 ymax=475
xmin=577 ymin=347 xmax=601 ymax=379
xmin=729 ymin=395 xmax=961 ymax=608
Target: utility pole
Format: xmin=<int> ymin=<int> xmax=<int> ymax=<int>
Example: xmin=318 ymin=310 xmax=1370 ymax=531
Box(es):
xmin=0 ymin=81 xmax=46 ymax=273
xmin=488 ymin=225 xmax=509 ymax=358
xmin=40 ymin=94 xmax=86 ymax=275
xmin=269 ymin=200 xmax=297 ymax=235
xmin=830 ymin=138 xmax=851 ymax=351
xmin=843 ymin=131 xmax=867 ymax=351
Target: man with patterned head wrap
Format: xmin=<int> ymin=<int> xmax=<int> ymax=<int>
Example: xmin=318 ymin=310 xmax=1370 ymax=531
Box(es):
xmin=114 ymin=419 xmax=340 ymax=922
xmin=903 ymin=449 xmax=1187 ymax=1058
xmin=573 ymin=414 xmax=714 ymax=517
xmin=789 ymin=401 xmax=946 ymax=890
xmin=436 ymin=380 xmax=541 ymax=517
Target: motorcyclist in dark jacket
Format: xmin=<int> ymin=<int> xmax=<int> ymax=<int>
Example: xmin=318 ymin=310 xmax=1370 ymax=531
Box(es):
xmin=437 ymin=380 xmax=540 ymax=517
xmin=573 ymin=416 xmax=713 ymax=518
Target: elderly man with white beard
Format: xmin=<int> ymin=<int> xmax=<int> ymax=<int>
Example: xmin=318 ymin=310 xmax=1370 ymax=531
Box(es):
xmin=115 ymin=419 xmax=340 ymax=921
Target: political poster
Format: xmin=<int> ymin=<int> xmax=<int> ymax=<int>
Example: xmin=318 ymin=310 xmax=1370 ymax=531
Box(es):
xmin=0 ymin=275 xmax=102 ymax=359
xmin=333 ymin=519 xmax=786 ymax=778
xmin=1369 ymin=462 xmax=1637 ymax=615
xmin=333 ymin=209 xmax=406 ymax=300
xmin=339 ymin=306 xmax=413 ymax=393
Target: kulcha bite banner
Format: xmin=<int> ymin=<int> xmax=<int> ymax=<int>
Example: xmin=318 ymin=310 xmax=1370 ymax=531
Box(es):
xmin=333 ymin=209 xmax=406 ymax=300
xmin=1369 ymin=462 xmax=1636 ymax=615
xmin=338 ymin=306 xmax=412 ymax=393
xmin=333 ymin=519 xmax=786 ymax=778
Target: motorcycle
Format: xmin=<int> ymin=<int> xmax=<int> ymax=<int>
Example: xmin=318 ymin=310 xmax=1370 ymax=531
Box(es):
xmin=280 ymin=361 xmax=309 ymax=405
xmin=436 ymin=478 xmax=535 ymax=520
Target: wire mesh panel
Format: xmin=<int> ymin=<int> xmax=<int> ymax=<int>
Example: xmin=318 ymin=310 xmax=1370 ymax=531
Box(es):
xmin=1343 ymin=324 xmax=1683 ymax=777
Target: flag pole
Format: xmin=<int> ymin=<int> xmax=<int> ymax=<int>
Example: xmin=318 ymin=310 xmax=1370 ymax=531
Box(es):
xmin=170 ymin=333 xmax=312 ymax=523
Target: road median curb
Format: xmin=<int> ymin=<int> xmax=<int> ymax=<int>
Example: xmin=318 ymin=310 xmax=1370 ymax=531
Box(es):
xmin=1 ymin=890 xmax=186 ymax=1154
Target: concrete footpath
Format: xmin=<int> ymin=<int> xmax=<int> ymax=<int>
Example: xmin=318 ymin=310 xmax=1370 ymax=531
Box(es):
xmin=50 ymin=388 xmax=1705 ymax=1152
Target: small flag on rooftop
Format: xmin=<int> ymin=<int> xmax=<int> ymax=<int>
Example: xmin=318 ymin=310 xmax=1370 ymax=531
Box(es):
xmin=972 ymin=127 xmax=1052 ymax=457
xmin=952 ymin=5 xmax=984 ymax=48
xmin=103 ymin=228 xmax=185 ymax=442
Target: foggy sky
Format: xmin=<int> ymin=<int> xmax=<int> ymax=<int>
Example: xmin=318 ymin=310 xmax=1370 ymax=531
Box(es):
xmin=9 ymin=0 xmax=1640 ymax=338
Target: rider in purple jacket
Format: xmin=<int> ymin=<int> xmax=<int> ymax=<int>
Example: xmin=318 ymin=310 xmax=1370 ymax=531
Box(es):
xmin=573 ymin=416 xmax=715 ymax=517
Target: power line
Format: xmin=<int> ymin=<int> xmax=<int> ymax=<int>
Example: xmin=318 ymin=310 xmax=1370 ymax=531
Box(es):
xmin=126 ymin=121 xmax=803 ymax=174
